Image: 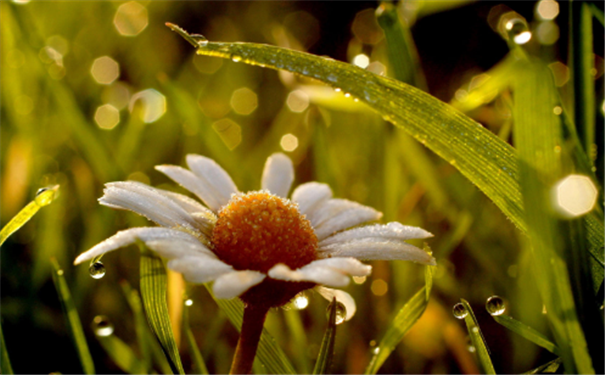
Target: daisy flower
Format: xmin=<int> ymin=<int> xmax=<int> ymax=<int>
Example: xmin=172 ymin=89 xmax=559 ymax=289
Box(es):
xmin=74 ymin=153 xmax=435 ymax=374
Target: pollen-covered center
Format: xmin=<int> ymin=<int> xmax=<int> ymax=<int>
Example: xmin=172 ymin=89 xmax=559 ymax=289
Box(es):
xmin=211 ymin=191 xmax=318 ymax=273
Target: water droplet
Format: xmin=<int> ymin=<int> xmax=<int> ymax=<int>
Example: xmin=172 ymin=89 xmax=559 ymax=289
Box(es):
xmin=35 ymin=185 xmax=58 ymax=206
xmin=471 ymin=326 xmax=479 ymax=333
xmin=486 ymin=295 xmax=506 ymax=316
xmin=452 ymin=303 xmax=468 ymax=319
xmin=467 ymin=344 xmax=476 ymax=353
xmin=326 ymin=302 xmax=347 ymax=325
xmin=185 ymin=299 xmax=193 ymax=307
xmin=36 ymin=187 xmax=49 ymax=196
xmin=190 ymin=34 xmax=208 ymax=47
xmin=92 ymin=315 xmax=114 ymax=337
xmin=372 ymin=347 xmax=380 ymax=355
xmin=344 ymin=92 xmax=351 ymax=98
xmin=56 ymin=269 xmax=64 ymax=276
xmin=89 ymin=262 xmax=106 ymax=280
xmin=505 ymin=18 xmax=532 ymax=45
xmin=283 ymin=292 xmax=309 ymax=310
xmin=231 ymin=54 xmax=242 ymax=63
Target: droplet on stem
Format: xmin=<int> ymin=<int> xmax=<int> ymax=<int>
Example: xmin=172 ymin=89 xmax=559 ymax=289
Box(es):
xmin=505 ymin=18 xmax=532 ymax=45
xmin=485 ymin=295 xmax=506 ymax=316
xmin=452 ymin=302 xmax=468 ymax=319
xmin=190 ymin=34 xmax=208 ymax=47
xmin=89 ymin=261 xmax=106 ymax=279
xmin=326 ymin=301 xmax=347 ymax=325
xmin=92 ymin=315 xmax=114 ymax=337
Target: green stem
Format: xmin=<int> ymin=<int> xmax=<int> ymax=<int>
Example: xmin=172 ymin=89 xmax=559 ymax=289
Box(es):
xmin=230 ymin=304 xmax=269 ymax=374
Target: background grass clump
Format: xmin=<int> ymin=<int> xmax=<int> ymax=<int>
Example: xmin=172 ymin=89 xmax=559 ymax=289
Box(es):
xmin=1 ymin=1 xmax=603 ymax=374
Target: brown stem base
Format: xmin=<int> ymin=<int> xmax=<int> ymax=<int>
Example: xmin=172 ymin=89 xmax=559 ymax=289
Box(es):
xmin=229 ymin=304 xmax=269 ymax=374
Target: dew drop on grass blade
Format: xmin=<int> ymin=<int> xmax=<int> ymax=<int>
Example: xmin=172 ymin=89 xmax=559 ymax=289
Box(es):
xmin=312 ymin=298 xmax=338 ymax=375
xmin=458 ymin=299 xmax=496 ymax=374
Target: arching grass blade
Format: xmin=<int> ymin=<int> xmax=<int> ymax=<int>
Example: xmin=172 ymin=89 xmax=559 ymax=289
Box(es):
xmin=493 ymin=315 xmax=559 ymax=355
xmin=313 ymin=298 xmax=338 ymax=374
xmin=96 ymin=333 xmax=147 ymax=374
xmin=458 ymin=299 xmax=495 ymax=374
xmin=1 ymin=321 xmax=13 ymax=374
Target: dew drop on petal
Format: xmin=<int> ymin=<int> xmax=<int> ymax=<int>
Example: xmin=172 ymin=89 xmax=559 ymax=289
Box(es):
xmin=89 ymin=261 xmax=106 ymax=280
xmin=485 ymin=295 xmax=506 ymax=316
xmin=92 ymin=315 xmax=114 ymax=337
xmin=452 ymin=303 xmax=468 ymax=319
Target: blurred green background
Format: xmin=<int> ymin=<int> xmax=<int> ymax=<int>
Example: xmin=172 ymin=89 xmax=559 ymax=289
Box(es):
xmin=1 ymin=1 xmax=602 ymax=373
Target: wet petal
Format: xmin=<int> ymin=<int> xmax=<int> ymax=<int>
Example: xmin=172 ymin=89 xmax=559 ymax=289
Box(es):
xmin=268 ymin=263 xmax=350 ymax=287
xmin=310 ymin=199 xmax=382 ymax=240
xmin=307 ymin=257 xmax=372 ymax=277
xmin=186 ymin=154 xmax=239 ymax=208
xmin=315 ymin=286 xmax=356 ymax=321
xmin=261 ymin=153 xmax=294 ymax=198
xmin=319 ymin=238 xmax=436 ymax=265
xmin=74 ymin=227 xmax=214 ymax=265
xmin=319 ymin=222 xmax=432 ymax=247
xmin=212 ymin=270 xmax=266 ymax=299
xmin=291 ymin=182 xmax=332 ymax=216
xmin=167 ymin=256 xmax=234 ymax=284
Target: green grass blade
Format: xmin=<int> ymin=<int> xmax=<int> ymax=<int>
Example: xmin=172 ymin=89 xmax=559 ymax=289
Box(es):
xmin=588 ymin=2 xmax=604 ymax=26
xmin=121 ymin=282 xmax=153 ymax=373
xmin=523 ymin=358 xmax=562 ymax=374
xmin=50 ymin=258 xmax=95 ymax=374
xmin=1 ymin=321 xmax=13 ymax=374
xmin=364 ymin=285 xmax=431 ymax=374
xmin=0 ymin=185 xmax=59 ymax=247
xmin=139 ymin=247 xmax=185 ymax=375
xmin=312 ymin=298 xmax=338 ymax=375
xmin=96 ymin=333 xmax=147 ymax=374
xmin=283 ymin=309 xmax=311 ymax=374
xmin=459 ymin=299 xmax=496 ymax=374
xmin=513 ymin=60 xmax=594 ymax=374
xmin=570 ymin=1 xmax=596 ymax=157
xmin=183 ymin=301 xmax=208 ymax=375
xmin=204 ymin=285 xmax=296 ymax=374
xmin=165 ymin=23 xmax=604 ymax=289
xmin=493 ymin=315 xmax=559 ymax=355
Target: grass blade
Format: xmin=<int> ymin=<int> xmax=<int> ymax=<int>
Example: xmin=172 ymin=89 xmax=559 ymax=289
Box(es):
xmin=1 ymin=321 xmax=13 ymax=374
xmin=204 ymin=285 xmax=296 ymax=374
xmin=283 ymin=309 xmax=311 ymax=374
xmin=50 ymin=258 xmax=95 ymax=374
xmin=0 ymin=185 xmax=59 ymax=247
xmin=96 ymin=333 xmax=147 ymax=374
xmin=492 ymin=315 xmax=559 ymax=355
xmin=312 ymin=298 xmax=338 ymax=374
xmin=121 ymin=282 xmax=154 ymax=373
xmin=183 ymin=301 xmax=209 ymax=375
xmin=139 ymin=247 xmax=185 ymax=374
xmin=458 ymin=299 xmax=495 ymax=374
xmin=166 ymin=24 xmax=604 ymax=290
xmin=523 ymin=358 xmax=562 ymax=374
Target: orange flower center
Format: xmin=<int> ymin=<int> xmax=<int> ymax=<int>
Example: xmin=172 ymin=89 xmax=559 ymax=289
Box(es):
xmin=211 ymin=191 xmax=318 ymax=274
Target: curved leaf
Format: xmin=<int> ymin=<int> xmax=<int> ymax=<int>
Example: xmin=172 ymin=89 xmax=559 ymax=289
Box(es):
xmin=493 ymin=315 xmax=559 ymax=355
xmin=459 ymin=299 xmax=495 ymax=374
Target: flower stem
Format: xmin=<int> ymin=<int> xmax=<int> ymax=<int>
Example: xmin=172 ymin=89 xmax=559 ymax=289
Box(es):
xmin=230 ymin=304 xmax=269 ymax=374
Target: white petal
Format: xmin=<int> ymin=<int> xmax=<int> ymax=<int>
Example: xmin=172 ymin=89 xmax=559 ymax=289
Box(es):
xmin=74 ymin=227 xmax=214 ymax=265
xmin=212 ymin=270 xmax=266 ymax=299
xmin=307 ymin=257 xmax=372 ymax=277
xmin=156 ymin=164 xmax=231 ymax=212
xmin=99 ymin=181 xmax=204 ymax=235
xmin=186 ymin=154 xmax=239 ymax=208
xmin=319 ymin=222 xmax=433 ymax=247
xmin=311 ymin=199 xmax=383 ymax=240
xmin=315 ymin=286 xmax=356 ymax=321
xmin=261 ymin=153 xmax=294 ymax=198
xmin=291 ymin=182 xmax=333 ymax=216
xmin=167 ymin=256 xmax=234 ymax=284
xmin=319 ymin=238 xmax=436 ymax=265
xmin=268 ymin=263 xmax=350 ymax=287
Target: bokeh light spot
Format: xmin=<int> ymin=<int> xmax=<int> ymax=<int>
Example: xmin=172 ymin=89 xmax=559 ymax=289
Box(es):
xmin=114 ymin=1 xmax=148 ymax=36
xmin=102 ymin=82 xmax=131 ymax=110
xmin=94 ymin=104 xmax=120 ymax=130
xmin=280 ymin=134 xmax=299 ymax=152
xmin=547 ymin=61 xmax=569 ymax=87
xmin=286 ymin=90 xmax=310 ymax=113
xmin=212 ymin=118 xmax=242 ymax=150
xmin=352 ymin=8 xmax=384 ymax=45
xmin=353 ymin=276 xmax=367 ymax=284
xmin=91 ymin=56 xmax=120 ymax=85
xmin=536 ymin=0 xmax=559 ymax=20
xmin=230 ymin=87 xmax=258 ymax=115
xmin=352 ymin=54 xmax=370 ymax=68
xmin=129 ymin=89 xmax=166 ymax=123
xmin=536 ymin=21 xmax=559 ymax=45
xmin=193 ymin=55 xmax=223 ymax=75
xmin=371 ymin=279 xmax=388 ymax=296
xmin=14 ymin=95 xmax=34 ymax=115
xmin=553 ymin=175 xmax=598 ymax=218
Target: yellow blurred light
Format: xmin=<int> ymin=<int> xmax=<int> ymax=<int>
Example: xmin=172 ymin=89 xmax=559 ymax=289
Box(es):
xmin=12 ymin=0 xmax=30 ymax=4
xmin=352 ymin=54 xmax=370 ymax=68
xmin=553 ymin=175 xmax=598 ymax=218
xmin=536 ymin=0 xmax=559 ymax=20
xmin=46 ymin=35 xmax=69 ymax=57
xmin=286 ymin=90 xmax=310 ymax=113
xmin=129 ymin=89 xmax=166 ymax=123
xmin=547 ymin=61 xmax=569 ymax=87
xmin=114 ymin=1 xmax=148 ymax=37
xmin=280 ymin=134 xmax=299 ymax=152
xmin=230 ymin=87 xmax=258 ymax=115
xmin=536 ymin=21 xmax=559 ymax=45
xmin=94 ymin=104 xmax=120 ymax=130
xmin=511 ymin=29 xmax=531 ymax=44
xmin=553 ymin=106 xmax=562 ymax=115
xmin=40 ymin=46 xmax=63 ymax=65
xmin=352 ymin=276 xmax=367 ymax=284
xmin=352 ymin=8 xmax=384 ymax=45
xmin=102 ymin=82 xmax=131 ymax=110
xmin=212 ymin=118 xmax=242 ymax=150
xmin=127 ymin=171 xmax=150 ymax=185
xmin=14 ymin=95 xmax=34 ymax=115
xmin=91 ymin=56 xmax=120 ymax=85
xmin=7 ymin=49 xmax=25 ymax=69
xmin=292 ymin=294 xmax=309 ymax=310
xmin=193 ymin=55 xmax=223 ymax=75
xmin=367 ymin=61 xmax=386 ymax=76
xmin=371 ymin=279 xmax=388 ymax=296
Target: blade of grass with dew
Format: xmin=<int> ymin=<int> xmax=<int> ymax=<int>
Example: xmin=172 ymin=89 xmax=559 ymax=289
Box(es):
xmin=588 ymin=2 xmax=604 ymax=26
xmin=1 ymin=321 xmax=13 ymax=374
xmin=312 ymin=298 xmax=338 ymax=375
xmin=0 ymin=185 xmax=59 ymax=247
xmin=365 ymin=264 xmax=434 ymax=375
xmin=121 ymin=281 xmax=154 ymax=373
xmin=513 ymin=60 xmax=594 ymax=373
xmin=458 ymin=299 xmax=496 ymax=374
xmin=96 ymin=334 xmax=147 ymax=374
xmin=524 ymin=358 xmax=562 ymax=374
xmin=570 ymin=1 xmax=596 ymax=157
xmin=50 ymin=258 xmax=95 ymax=375
xmin=165 ymin=23 xmax=604 ymax=289
xmin=492 ymin=315 xmax=559 ymax=355
xmin=182 ymin=300 xmax=208 ymax=375
xmin=139 ymin=246 xmax=185 ymax=375
xmin=283 ymin=309 xmax=311 ymax=374
xmin=204 ymin=284 xmax=296 ymax=375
